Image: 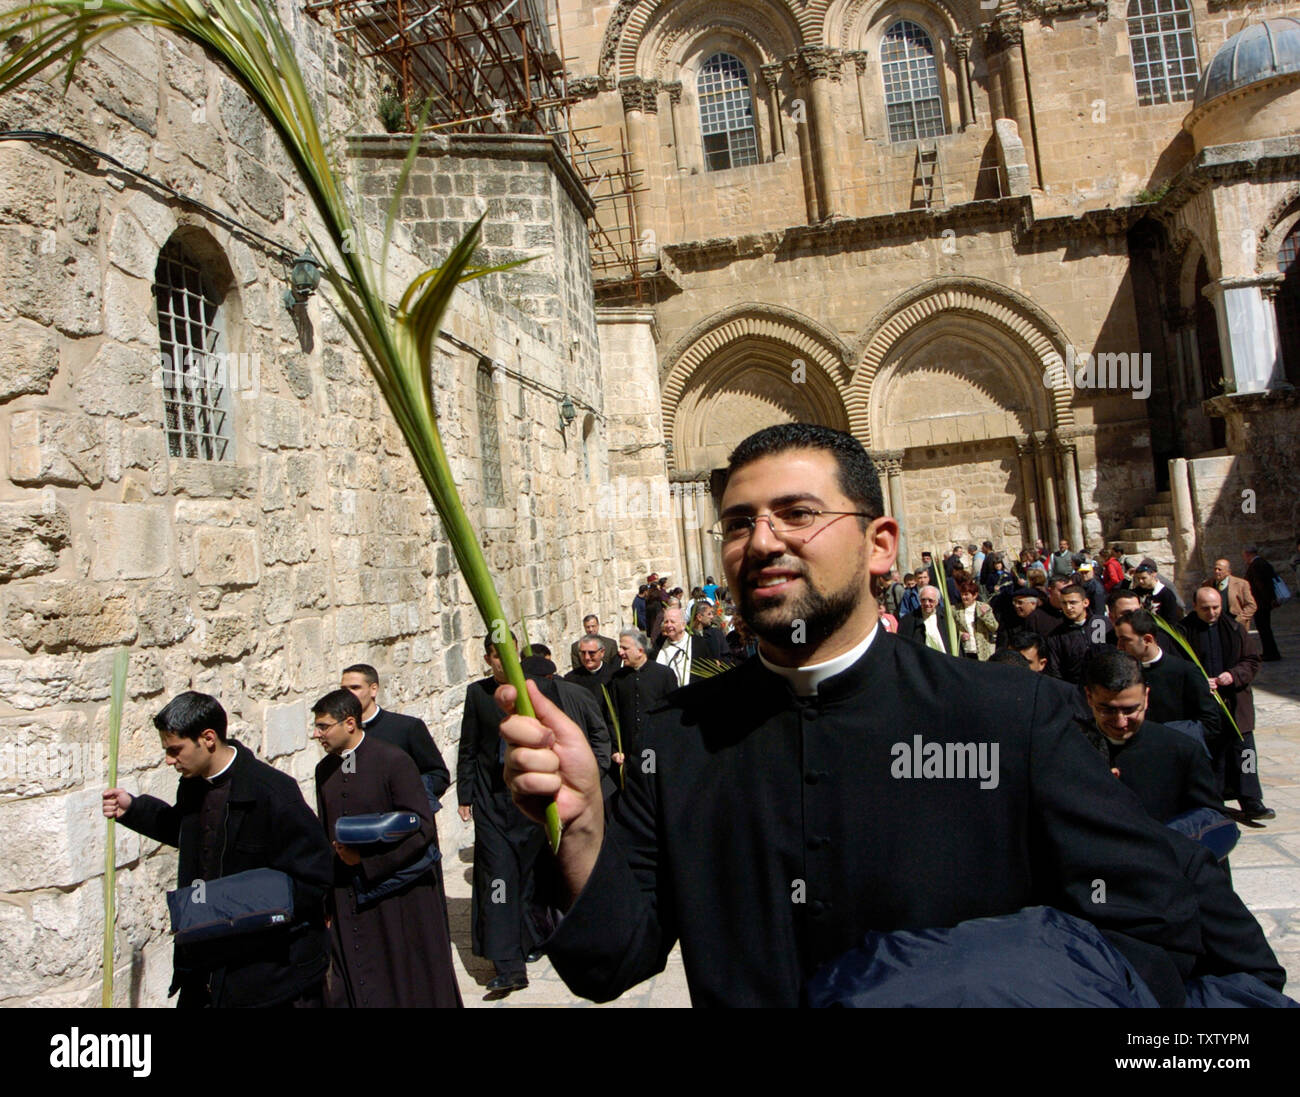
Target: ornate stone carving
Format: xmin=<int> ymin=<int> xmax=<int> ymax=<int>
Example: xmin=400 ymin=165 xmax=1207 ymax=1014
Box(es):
xmin=982 ymin=11 xmax=1023 ymax=52
xmin=619 ymin=76 xmax=661 ymax=114
xmin=952 ymin=32 xmax=972 ymax=60
xmin=599 ymin=0 xmax=639 ymax=84
xmin=760 ymin=61 xmax=784 ymax=90
xmin=1023 ymin=0 xmax=1109 ymax=21
xmin=846 ymin=49 xmax=870 ymax=74
xmin=793 ymin=46 xmax=843 ymax=84
xmin=566 ymin=75 xmax=605 ymax=101
xmin=663 ymin=80 xmax=683 ymax=105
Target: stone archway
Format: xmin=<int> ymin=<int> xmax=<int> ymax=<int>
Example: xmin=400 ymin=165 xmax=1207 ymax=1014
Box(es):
xmin=851 ymin=279 xmax=1081 ymax=560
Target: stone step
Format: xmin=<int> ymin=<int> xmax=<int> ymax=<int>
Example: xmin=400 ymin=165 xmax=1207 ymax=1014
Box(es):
xmin=1119 ymin=526 xmax=1169 ymax=541
xmin=1114 ymin=539 xmax=1174 ymax=558
xmin=1142 ymin=503 xmax=1174 ymax=518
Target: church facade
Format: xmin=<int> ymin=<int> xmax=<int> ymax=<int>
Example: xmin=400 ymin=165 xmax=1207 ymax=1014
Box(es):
xmin=561 ymin=0 xmax=1300 ymax=588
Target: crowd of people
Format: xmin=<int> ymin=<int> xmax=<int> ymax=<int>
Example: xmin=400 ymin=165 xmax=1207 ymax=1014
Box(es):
xmin=97 ymin=419 xmax=1298 ymax=1009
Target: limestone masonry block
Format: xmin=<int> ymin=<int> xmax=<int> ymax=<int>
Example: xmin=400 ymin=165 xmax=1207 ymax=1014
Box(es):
xmin=194 ymin=526 xmax=260 ymax=588
xmin=4 ymin=581 xmax=137 ymax=653
xmin=0 ymin=787 xmax=141 ymax=892
xmin=0 ymin=318 xmax=59 ymax=405
xmin=0 ymin=492 xmax=71 ymax=580
xmin=9 ymin=410 xmax=104 ymax=488
xmin=87 ymin=503 xmax=172 ymax=581
xmin=263 ymin=698 xmax=306 ymax=761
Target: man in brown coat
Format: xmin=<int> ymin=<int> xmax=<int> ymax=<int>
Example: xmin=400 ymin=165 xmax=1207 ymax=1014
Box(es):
xmin=1181 ymin=587 xmax=1273 ymax=823
xmin=1210 ymin=557 xmax=1257 ymax=631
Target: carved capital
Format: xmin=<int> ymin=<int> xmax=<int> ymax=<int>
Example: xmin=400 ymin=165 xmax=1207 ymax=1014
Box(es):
xmin=983 ymin=12 xmax=1024 ymax=52
xmin=619 ymin=76 xmax=660 ymax=114
xmin=567 ymin=75 xmax=604 ymax=101
xmin=760 ymin=62 xmax=784 ymax=91
xmin=846 ymin=49 xmax=871 ymax=74
xmin=664 ymin=80 xmax=683 ymax=106
xmin=952 ymin=32 xmax=972 ymax=59
xmin=793 ymin=46 xmax=843 ymax=84
xmin=1014 ymin=436 xmax=1035 ymax=458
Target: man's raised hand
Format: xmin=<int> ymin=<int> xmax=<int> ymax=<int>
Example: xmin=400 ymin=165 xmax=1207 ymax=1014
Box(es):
xmin=102 ymin=788 xmax=132 ymax=818
xmin=497 ymin=679 xmax=604 ymax=900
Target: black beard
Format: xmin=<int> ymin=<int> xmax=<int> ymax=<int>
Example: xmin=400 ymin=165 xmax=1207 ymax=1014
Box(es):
xmin=738 ymin=562 xmax=866 ymax=651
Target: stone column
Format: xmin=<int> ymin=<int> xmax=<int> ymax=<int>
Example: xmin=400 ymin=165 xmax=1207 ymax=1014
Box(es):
xmin=678 ymin=481 xmax=702 ymax=586
xmin=1014 ymin=436 xmax=1040 ymax=544
xmin=1034 ymin=431 xmax=1060 ymax=545
xmin=847 ymin=50 xmax=871 ymax=138
xmin=760 ymin=63 xmax=787 ymax=160
xmin=784 ymin=55 xmax=822 ymax=223
xmin=983 ymin=13 xmax=1038 ymax=187
xmin=874 ymin=451 xmax=908 ymax=570
xmin=952 ymin=33 xmax=973 ymax=130
xmin=664 ymin=81 xmax=688 ymax=173
xmin=1168 ymin=456 xmax=1199 ymax=599
xmin=619 ymin=77 xmax=658 ymax=249
xmin=1203 ymin=274 xmax=1285 ymax=394
xmin=794 ymin=47 xmax=842 ymax=220
xmin=1057 ymin=437 xmax=1084 ymax=548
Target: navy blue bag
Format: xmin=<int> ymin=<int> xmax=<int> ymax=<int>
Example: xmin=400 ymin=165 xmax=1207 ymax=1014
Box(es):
xmin=334 ymin=812 xmax=421 ymax=845
xmin=1165 ymin=806 xmax=1239 ymax=861
xmin=166 ymin=868 xmax=295 ymax=946
xmin=807 ymin=906 xmax=1160 ymax=1008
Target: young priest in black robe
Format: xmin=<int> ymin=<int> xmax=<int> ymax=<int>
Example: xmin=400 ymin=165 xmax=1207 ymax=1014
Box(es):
xmin=498 ymin=424 xmax=1204 ymax=1008
xmin=313 ymin=689 xmax=461 ymax=1008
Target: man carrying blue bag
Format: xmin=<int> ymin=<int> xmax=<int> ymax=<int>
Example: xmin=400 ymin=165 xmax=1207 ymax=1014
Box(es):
xmin=312 ymin=689 xmax=462 ymax=1007
xmin=102 ymin=691 xmax=333 ymax=1008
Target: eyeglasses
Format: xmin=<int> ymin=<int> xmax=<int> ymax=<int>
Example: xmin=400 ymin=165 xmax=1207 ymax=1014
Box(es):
xmin=709 ymin=506 xmax=872 ymax=543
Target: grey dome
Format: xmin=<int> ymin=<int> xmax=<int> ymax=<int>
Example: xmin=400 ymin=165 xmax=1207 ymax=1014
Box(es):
xmin=1195 ymin=18 xmax=1300 ymax=107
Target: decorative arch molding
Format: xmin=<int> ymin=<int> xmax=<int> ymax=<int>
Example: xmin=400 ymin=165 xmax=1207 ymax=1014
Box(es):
xmin=1258 ymin=185 xmax=1300 ymax=274
xmin=649 ymin=10 xmax=785 ymax=82
xmin=1172 ymin=230 xmax=1213 ymax=313
xmin=847 ymin=277 xmax=1075 ymax=445
xmin=599 ymin=0 xmax=806 ymax=84
xmin=827 ymin=0 xmax=965 ymax=50
xmin=660 ymin=303 xmax=854 ymax=458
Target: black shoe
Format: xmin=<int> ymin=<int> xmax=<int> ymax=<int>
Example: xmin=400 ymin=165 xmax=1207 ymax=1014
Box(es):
xmin=1240 ymin=804 xmax=1276 ymax=822
xmin=486 ymin=972 xmax=528 ymax=992
xmin=526 ymin=949 xmax=545 ymax=964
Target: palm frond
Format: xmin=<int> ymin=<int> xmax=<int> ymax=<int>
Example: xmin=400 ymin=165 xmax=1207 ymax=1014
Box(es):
xmin=102 ymin=649 xmax=128 ymax=1008
xmin=1150 ymin=614 xmax=1243 ymax=740
xmin=0 ymin=0 xmax=558 ymax=849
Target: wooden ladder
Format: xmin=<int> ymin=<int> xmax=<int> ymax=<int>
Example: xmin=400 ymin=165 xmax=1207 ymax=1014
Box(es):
xmin=913 ymin=141 xmax=945 ymax=210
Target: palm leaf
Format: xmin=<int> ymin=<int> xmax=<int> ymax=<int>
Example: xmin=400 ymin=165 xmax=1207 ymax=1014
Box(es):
xmin=1150 ymin=614 xmax=1243 ymax=740
xmin=600 ymin=684 xmax=624 ymax=789
xmin=0 ymin=0 xmax=559 ymax=849
xmin=931 ymin=555 xmax=961 ymax=656
xmin=102 ymin=649 xmax=129 ymax=1008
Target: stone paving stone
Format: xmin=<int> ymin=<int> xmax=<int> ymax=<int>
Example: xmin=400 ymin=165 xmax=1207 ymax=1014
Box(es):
xmin=448 ymin=604 xmax=1300 ymax=1006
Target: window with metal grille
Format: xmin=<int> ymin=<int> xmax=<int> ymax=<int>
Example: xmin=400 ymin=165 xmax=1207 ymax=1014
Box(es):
xmin=475 ymin=362 xmax=506 ymax=507
xmin=1278 ymin=225 xmax=1300 ymax=386
xmin=881 ymin=21 xmax=947 ymax=143
xmin=154 ymin=239 xmax=232 ymax=461
xmin=1126 ymin=0 xmax=1200 ymax=106
xmin=697 ymin=52 xmax=759 ymax=172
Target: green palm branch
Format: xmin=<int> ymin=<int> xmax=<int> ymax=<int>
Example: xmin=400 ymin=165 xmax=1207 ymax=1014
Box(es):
xmin=600 ymin=684 xmax=624 ymax=789
xmin=1150 ymin=614 xmax=1243 ymax=740
xmin=102 ymin=649 xmax=128 ymax=1008
xmin=0 ymin=0 xmax=561 ymax=849
xmin=931 ymin=555 xmax=961 ymax=656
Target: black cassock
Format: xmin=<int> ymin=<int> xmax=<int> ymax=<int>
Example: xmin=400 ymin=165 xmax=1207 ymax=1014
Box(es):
xmin=457 ymin=676 xmax=545 ymax=970
xmin=545 ymin=628 xmax=1203 ymax=1007
xmin=316 ymin=735 xmax=461 ymax=1007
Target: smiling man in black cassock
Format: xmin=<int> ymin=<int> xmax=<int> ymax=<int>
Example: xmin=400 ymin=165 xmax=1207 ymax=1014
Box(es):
xmin=499 ymin=423 xmax=1203 ymax=1007
xmin=313 ymin=689 xmax=461 ymax=1007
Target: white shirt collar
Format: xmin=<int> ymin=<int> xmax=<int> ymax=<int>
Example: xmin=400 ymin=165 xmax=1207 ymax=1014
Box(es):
xmin=341 ymin=731 xmax=366 ymax=758
xmin=363 ymin=704 xmax=382 ymax=726
xmin=205 ymin=744 xmax=237 ymax=783
xmin=1142 ymin=648 xmax=1163 ymax=668
xmin=759 ymin=623 xmax=879 ymax=697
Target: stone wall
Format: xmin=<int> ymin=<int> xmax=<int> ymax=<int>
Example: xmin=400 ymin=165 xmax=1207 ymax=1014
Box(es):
xmin=0 ymin=19 xmax=614 ymax=1005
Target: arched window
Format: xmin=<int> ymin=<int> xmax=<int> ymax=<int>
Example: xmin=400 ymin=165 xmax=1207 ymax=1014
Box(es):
xmin=697 ymin=52 xmax=759 ymax=172
xmin=154 ymin=238 xmax=232 ymax=461
xmin=881 ymin=21 xmax=946 ymax=143
xmin=1277 ymin=224 xmax=1300 ymax=386
xmin=475 ymin=360 xmax=506 ymax=507
xmin=1126 ymin=0 xmax=1199 ymax=106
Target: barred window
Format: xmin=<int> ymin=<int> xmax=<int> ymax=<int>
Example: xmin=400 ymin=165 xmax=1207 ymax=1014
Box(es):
xmin=1278 ymin=225 xmax=1300 ymax=386
xmin=881 ymin=21 xmax=947 ymax=143
xmin=1126 ymin=0 xmax=1200 ymax=106
xmin=154 ymin=239 xmax=232 ymax=461
xmin=697 ymin=52 xmax=759 ymax=172
xmin=475 ymin=362 xmax=505 ymax=507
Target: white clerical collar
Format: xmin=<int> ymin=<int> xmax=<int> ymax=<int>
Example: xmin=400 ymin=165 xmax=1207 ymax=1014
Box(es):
xmin=759 ymin=623 xmax=879 ymax=697
xmin=341 ymin=731 xmax=366 ymax=758
xmin=206 ymin=744 xmax=237 ymax=783
xmin=363 ymin=705 xmax=382 ymax=726
xmin=1152 ymin=579 xmax=1165 ymax=595
xmin=1142 ymin=649 xmax=1163 ymax=668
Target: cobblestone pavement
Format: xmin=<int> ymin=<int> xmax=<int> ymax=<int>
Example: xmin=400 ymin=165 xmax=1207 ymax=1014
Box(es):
xmin=449 ymin=601 xmax=1300 ymax=1007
